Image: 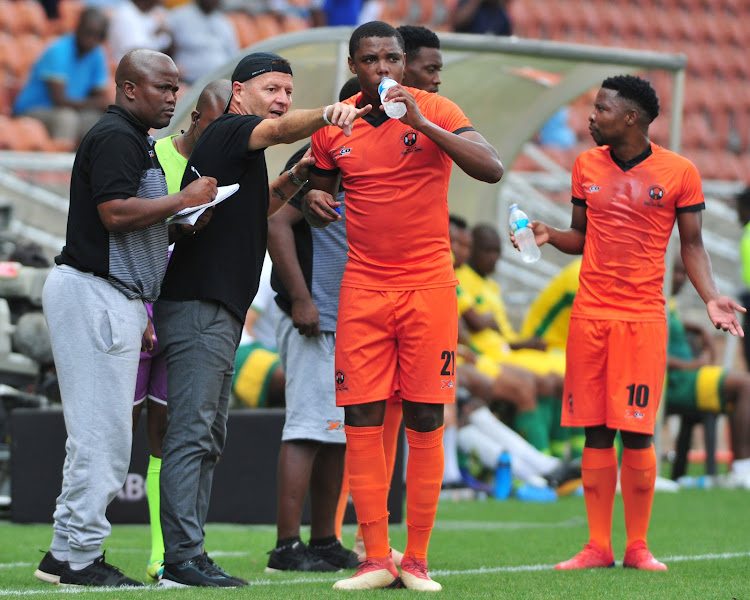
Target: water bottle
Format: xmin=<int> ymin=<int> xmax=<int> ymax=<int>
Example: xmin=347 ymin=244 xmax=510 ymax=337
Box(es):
xmin=509 ymin=203 xmax=541 ymax=263
xmin=378 ymin=77 xmax=407 ymax=119
xmin=677 ymin=475 xmax=714 ymax=489
xmin=493 ymin=452 xmax=512 ymax=500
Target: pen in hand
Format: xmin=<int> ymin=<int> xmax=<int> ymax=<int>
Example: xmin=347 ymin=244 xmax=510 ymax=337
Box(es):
xmin=191 ymin=166 xmax=201 ymax=179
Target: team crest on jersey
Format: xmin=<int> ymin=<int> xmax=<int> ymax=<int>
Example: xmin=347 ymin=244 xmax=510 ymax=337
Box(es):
xmin=400 ymin=130 xmax=423 ymax=155
xmin=645 ymin=184 xmax=666 ymax=207
xmin=335 ymin=370 xmax=348 ymax=391
xmin=148 ymin=149 xmax=155 ymax=158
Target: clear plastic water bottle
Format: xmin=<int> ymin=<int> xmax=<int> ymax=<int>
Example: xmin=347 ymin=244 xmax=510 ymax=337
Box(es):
xmin=378 ymin=77 xmax=407 ymax=119
xmin=493 ymin=452 xmax=512 ymax=500
xmin=509 ymin=203 xmax=541 ymax=263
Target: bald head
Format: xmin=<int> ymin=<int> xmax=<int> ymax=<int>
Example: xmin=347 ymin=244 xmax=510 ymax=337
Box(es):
xmin=196 ymin=79 xmax=232 ymax=115
xmin=192 ymin=79 xmax=232 ymax=138
xmin=115 ymin=49 xmax=174 ymax=87
xmin=115 ymin=49 xmax=179 ymax=130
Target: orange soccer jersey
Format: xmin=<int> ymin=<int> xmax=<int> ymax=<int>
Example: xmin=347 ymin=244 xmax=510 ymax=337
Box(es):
xmin=570 ymin=143 xmax=705 ymax=321
xmin=311 ymin=88 xmax=474 ymax=290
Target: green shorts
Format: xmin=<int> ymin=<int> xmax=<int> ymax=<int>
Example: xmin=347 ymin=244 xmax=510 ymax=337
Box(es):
xmin=666 ymin=365 xmax=728 ymax=413
xmin=232 ymin=342 xmax=281 ymax=408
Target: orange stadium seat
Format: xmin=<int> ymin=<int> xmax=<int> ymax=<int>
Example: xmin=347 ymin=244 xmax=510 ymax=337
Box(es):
xmin=0 ymin=71 xmax=11 ymax=116
xmin=281 ymin=14 xmax=309 ymax=33
xmin=10 ymin=116 xmax=55 ymax=152
xmin=251 ymin=13 xmax=283 ymax=42
xmin=414 ymin=0 xmax=435 ymax=24
xmin=0 ymin=114 xmax=14 ymax=148
xmin=51 ymin=0 xmax=84 ymax=34
xmin=227 ymin=12 xmax=257 ymax=49
xmin=384 ymin=0 xmax=410 ymax=24
xmin=683 ymin=81 xmax=712 ymax=116
xmin=15 ymin=0 xmax=50 ymax=37
xmin=11 ymin=34 xmax=46 ymax=82
xmin=681 ymin=112 xmax=717 ymax=151
xmin=0 ymin=0 xmax=21 ymax=35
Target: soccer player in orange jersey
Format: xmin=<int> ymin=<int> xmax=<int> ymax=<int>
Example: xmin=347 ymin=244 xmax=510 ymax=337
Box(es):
xmin=517 ymin=75 xmax=745 ymax=571
xmin=304 ymin=21 xmax=503 ymax=591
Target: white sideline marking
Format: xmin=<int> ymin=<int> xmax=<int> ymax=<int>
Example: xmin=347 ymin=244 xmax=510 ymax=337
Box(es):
xmin=2 ymin=551 xmax=750 ymax=595
xmin=433 ymin=517 xmax=586 ymax=530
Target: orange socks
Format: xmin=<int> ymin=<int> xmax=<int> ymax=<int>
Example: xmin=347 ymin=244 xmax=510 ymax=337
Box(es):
xmin=404 ymin=426 xmax=444 ymax=560
xmin=581 ymin=446 xmax=618 ymax=554
xmin=345 ymin=425 xmax=390 ymax=557
xmin=620 ymin=445 xmax=657 ymax=549
xmin=336 ymin=401 xmax=403 ymax=543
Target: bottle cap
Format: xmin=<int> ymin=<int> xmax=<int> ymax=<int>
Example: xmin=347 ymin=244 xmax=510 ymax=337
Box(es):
xmin=509 ymin=203 xmax=518 ymax=211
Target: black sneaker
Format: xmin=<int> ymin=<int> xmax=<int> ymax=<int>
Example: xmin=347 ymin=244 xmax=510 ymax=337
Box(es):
xmin=204 ymin=552 xmax=248 ymax=586
xmin=160 ymin=553 xmax=242 ymax=588
xmin=34 ymin=550 xmax=68 ymax=584
xmin=59 ymin=553 xmax=143 ymax=587
xmin=544 ymin=457 xmax=582 ymax=489
xmin=309 ymin=539 xmax=361 ymax=569
xmin=265 ymin=540 xmax=340 ymax=573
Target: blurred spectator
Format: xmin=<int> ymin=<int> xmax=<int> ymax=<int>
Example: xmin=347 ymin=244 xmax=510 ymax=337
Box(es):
xmin=357 ymin=0 xmax=382 ymax=24
xmin=308 ymin=0 xmax=364 ymax=27
xmin=9 ymin=241 xmax=51 ymax=268
xmin=83 ymin=0 xmax=124 ymax=8
xmin=537 ymin=108 xmax=577 ymax=149
xmin=12 ymin=8 xmax=110 ymax=146
xmin=168 ymin=0 xmax=239 ymax=84
xmin=452 ymin=0 xmax=512 ymax=36
xmin=667 ymin=257 xmax=750 ymax=489
xmin=108 ymin=0 xmax=174 ymax=63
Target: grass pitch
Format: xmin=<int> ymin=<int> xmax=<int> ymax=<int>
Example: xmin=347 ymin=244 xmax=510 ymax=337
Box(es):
xmin=2 ymin=488 xmax=749 ymax=599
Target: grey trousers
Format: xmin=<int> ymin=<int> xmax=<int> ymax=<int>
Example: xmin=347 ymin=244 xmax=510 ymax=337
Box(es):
xmin=43 ymin=265 xmax=147 ymax=563
xmin=153 ymin=299 xmax=242 ymax=563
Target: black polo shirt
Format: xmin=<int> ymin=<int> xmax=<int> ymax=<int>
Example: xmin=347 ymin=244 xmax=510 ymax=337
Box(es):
xmin=159 ymin=113 xmax=268 ymax=322
xmin=56 ymin=104 xmax=169 ymax=301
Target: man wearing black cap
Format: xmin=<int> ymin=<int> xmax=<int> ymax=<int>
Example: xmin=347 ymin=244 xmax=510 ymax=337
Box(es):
xmin=153 ymin=52 xmax=370 ymax=588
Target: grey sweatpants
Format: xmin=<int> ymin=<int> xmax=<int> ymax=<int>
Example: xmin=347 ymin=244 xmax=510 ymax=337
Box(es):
xmin=43 ymin=265 xmax=147 ymax=564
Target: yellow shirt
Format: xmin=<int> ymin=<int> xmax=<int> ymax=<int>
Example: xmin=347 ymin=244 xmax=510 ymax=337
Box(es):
xmin=455 ymin=263 xmax=514 ymax=358
xmin=520 ymin=259 xmax=581 ymax=352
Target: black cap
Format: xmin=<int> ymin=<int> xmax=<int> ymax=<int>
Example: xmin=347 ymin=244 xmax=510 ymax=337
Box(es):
xmin=230 ymin=52 xmax=292 ymax=83
xmin=224 ymin=52 xmax=293 ymax=113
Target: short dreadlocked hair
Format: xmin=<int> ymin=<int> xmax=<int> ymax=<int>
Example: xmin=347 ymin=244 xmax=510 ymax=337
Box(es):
xmin=602 ymin=75 xmax=660 ymax=124
xmin=396 ymin=25 xmax=440 ymax=62
xmin=349 ymin=21 xmax=404 ymax=59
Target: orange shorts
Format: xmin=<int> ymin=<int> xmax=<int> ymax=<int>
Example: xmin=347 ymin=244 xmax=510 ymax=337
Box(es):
xmin=562 ymin=317 xmax=667 ymax=434
xmin=335 ymin=286 xmax=457 ymax=406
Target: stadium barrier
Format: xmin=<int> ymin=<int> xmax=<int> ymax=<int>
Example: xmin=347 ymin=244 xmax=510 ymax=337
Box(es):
xmin=10 ymin=407 xmax=404 ymax=524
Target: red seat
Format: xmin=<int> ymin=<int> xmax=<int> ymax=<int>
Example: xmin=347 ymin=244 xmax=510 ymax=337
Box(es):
xmin=227 ymin=12 xmax=257 ymax=49
xmin=15 ymin=0 xmax=50 ymax=37
xmin=251 ymin=13 xmax=283 ymax=42
xmin=10 ymin=116 xmax=55 ymax=152
xmin=0 ymin=0 xmax=21 ymax=35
